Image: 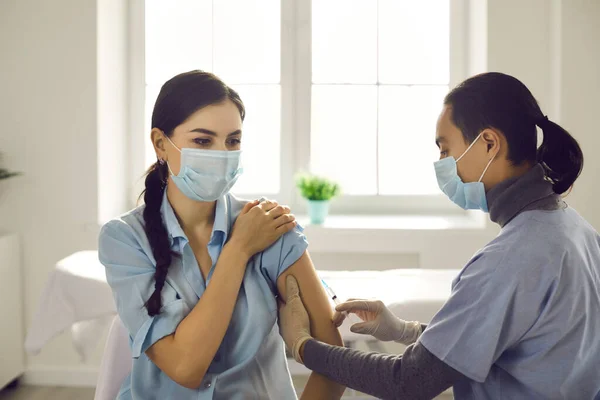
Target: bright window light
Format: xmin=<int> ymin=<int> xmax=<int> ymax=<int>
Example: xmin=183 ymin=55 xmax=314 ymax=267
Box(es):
xmin=311 ymin=0 xmax=449 ymax=195
xmin=144 ymin=0 xmax=281 ymax=195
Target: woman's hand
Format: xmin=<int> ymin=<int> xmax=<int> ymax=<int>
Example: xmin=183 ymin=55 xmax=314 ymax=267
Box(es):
xmin=229 ymin=199 xmax=297 ymax=258
xmin=332 ymin=299 xmax=422 ymax=346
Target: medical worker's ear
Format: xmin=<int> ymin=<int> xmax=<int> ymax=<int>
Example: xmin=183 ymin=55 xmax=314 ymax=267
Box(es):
xmin=481 ymin=128 xmax=501 ymax=158
xmin=151 ymin=128 xmax=167 ymax=160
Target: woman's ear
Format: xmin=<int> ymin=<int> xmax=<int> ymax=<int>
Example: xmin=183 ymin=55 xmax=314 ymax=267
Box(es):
xmin=481 ymin=128 xmax=501 ymax=157
xmin=151 ymin=128 xmax=167 ymax=160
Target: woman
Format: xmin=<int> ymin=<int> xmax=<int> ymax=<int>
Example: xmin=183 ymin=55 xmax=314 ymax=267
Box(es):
xmin=98 ymin=71 xmax=345 ymax=399
xmin=279 ymin=72 xmax=600 ymax=400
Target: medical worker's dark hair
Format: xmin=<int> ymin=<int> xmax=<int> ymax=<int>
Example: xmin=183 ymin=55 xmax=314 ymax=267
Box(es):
xmin=141 ymin=70 xmax=245 ymax=317
xmin=444 ymin=72 xmax=583 ymax=195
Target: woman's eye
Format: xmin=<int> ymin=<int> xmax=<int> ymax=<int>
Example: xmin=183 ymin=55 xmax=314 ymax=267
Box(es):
xmin=440 ymin=150 xmax=448 ymax=157
xmin=193 ymin=138 xmax=211 ymax=146
xmin=228 ymin=138 xmax=242 ymax=146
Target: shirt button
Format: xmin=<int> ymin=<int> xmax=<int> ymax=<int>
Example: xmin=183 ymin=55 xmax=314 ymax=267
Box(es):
xmin=204 ymin=382 xmax=212 ymax=389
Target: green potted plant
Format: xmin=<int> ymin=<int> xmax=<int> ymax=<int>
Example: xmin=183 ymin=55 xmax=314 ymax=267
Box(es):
xmin=0 ymin=160 xmax=20 ymax=209
xmin=0 ymin=153 xmax=20 ymax=182
xmin=0 ymin=168 xmax=20 ymax=181
xmin=295 ymin=173 xmax=340 ymax=225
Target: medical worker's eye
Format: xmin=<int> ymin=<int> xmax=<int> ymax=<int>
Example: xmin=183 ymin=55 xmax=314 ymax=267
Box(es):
xmin=440 ymin=150 xmax=448 ymax=157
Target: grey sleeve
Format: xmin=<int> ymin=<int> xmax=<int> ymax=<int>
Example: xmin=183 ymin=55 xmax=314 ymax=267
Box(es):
xmin=303 ymin=339 xmax=464 ymax=400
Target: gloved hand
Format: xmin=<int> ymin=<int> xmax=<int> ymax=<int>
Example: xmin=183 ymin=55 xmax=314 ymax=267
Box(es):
xmin=332 ymin=299 xmax=422 ymax=346
xmin=277 ymin=275 xmax=313 ymax=364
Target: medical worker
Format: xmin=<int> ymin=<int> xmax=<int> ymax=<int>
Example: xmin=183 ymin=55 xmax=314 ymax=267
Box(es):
xmin=278 ymin=72 xmax=600 ymax=400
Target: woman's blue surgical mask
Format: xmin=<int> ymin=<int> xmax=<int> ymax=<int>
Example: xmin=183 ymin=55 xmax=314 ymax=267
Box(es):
xmin=433 ymin=133 xmax=495 ymax=212
xmin=164 ymin=135 xmax=243 ymax=202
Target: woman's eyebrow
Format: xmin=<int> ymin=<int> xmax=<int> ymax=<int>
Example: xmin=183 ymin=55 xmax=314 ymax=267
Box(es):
xmin=189 ymin=128 xmax=242 ymax=136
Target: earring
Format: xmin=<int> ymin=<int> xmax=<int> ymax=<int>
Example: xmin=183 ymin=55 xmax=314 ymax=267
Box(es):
xmin=158 ymin=158 xmax=165 ymax=165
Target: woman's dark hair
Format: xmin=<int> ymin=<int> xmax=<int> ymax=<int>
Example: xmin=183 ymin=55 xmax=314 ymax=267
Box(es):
xmin=142 ymin=70 xmax=245 ymax=316
xmin=444 ymin=72 xmax=583 ymax=195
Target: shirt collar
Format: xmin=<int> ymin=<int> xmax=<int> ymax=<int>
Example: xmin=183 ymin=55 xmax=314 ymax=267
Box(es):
xmin=212 ymin=195 xmax=230 ymax=243
xmin=487 ymin=163 xmax=561 ymax=227
xmin=160 ymin=191 xmax=230 ymax=245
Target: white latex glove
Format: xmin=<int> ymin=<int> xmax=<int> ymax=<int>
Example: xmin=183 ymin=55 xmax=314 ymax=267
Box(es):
xmin=277 ymin=275 xmax=313 ymax=364
xmin=332 ymin=299 xmax=422 ymax=346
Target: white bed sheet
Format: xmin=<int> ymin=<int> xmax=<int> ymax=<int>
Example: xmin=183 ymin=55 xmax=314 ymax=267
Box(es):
xmin=25 ymin=250 xmax=459 ymax=361
xmin=24 ymin=251 xmax=116 ymax=362
xmin=320 ymin=269 xmax=458 ymax=341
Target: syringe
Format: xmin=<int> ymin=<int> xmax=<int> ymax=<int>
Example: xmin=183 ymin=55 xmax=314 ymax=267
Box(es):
xmin=321 ymin=279 xmax=348 ymax=318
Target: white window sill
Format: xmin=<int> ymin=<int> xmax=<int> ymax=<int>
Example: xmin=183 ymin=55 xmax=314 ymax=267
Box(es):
xmin=90 ymin=212 xmax=488 ymax=235
xmin=297 ymin=213 xmax=487 ymax=231
xmin=297 ymin=213 xmax=498 ymax=269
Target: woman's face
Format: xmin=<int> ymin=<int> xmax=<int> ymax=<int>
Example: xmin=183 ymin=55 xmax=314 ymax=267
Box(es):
xmin=152 ymin=99 xmax=243 ymax=175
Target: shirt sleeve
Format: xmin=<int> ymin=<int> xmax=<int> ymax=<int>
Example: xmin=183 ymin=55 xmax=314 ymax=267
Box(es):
xmin=418 ymin=250 xmax=541 ymax=382
xmin=260 ymin=224 xmax=309 ymax=291
xmin=303 ymin=339 xmax=464 ymax=400
xmin=98 ymin=220 xmax=190 ymax=358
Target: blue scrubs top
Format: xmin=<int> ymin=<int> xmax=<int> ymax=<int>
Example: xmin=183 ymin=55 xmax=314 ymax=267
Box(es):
xmin=420 ymin=207 xmax=600 ymax=399
xmin=98 ymin=192 xmax=308 ymax=399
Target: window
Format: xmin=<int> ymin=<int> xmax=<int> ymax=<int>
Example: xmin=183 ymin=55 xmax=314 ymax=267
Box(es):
xmin=144 ymin=0 xmax=281 ymax=195
xmin=140 ymin=0 xmax=463 ymax=213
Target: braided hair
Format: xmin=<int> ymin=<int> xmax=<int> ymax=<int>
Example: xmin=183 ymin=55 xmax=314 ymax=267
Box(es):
xmin=142 ymin=71 xmax=244 ymax=316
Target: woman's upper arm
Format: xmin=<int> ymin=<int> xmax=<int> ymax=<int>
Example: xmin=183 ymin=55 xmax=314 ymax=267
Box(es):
xmin=277 ymin=251 xmax=343 ymax=345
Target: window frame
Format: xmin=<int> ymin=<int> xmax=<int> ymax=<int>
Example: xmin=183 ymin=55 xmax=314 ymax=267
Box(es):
xmin=129 ymin=0 xmax=470 ymax=215
xmin=286 ymin=0 xmax=469 ymax=215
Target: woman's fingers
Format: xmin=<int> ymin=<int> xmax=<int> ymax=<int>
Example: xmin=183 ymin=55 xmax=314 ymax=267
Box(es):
xmin=241 ymin=199 xmax=260 ymax=214
xmin=267 ymin=204 xmax=291 ymax=219
xmin=259 ymin=199 xmax=279 ymax=212
xmin=275 ymin=220 xmax=297 ymax=235
xmin=273 ymin=213 xmax=296 ymax=229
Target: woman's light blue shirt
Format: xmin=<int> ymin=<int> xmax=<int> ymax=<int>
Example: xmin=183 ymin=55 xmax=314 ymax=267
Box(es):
xmin=420 ymin=207 xmax=600 ymax=399
xmin=98 ymin=192 xmax=308 ymax=399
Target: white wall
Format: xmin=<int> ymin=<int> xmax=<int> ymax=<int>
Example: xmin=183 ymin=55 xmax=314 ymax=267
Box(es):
xmin=558 ymin=0 xmax=600 ymax=230
xmin=486 ymin=0 xmax=554 ymax=112
xmin=484 ymin=0 xmax=600 ymax=229
xmin=0 ymin=0 xmax=101 ymax=373
xmin=97 ymin=0 xmax=129 ymax=224
xmin=0 ymin=0 xmax=598 ymax=387
xmin=0 ymin=0 xmax=126 ymax=383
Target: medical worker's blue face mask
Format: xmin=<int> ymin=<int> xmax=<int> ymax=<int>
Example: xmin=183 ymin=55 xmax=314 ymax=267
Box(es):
xmin=433 ymin=133 xmax=495 ymax=212
xmin=164 ymin=135 xmax=243 ymax=202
